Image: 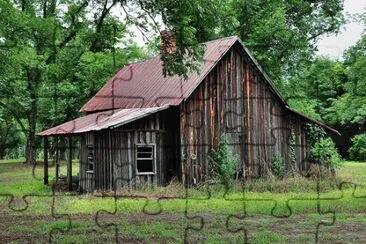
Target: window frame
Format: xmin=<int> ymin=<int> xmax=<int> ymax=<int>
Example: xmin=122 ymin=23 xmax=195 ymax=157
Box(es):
xmin=86 ymin=144 xmax=94 ymax=174
xmin=135 ymin=143 xmax=156 ymax=175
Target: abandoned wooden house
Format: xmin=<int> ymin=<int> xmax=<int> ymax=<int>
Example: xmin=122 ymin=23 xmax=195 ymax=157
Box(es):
xmin=38 ymin=36 xmax=338 ymax=192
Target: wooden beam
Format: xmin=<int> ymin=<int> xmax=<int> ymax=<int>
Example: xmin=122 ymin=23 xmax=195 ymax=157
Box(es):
xmin=67 ymin=136 xmax=73 ymax=191
xmin=114 ymin=129 xmax=167 ymax=133
xmin=44 ymin=137 xmax=49 ymax=185
xmin=55 ymin=139 xmax=59 ymax=181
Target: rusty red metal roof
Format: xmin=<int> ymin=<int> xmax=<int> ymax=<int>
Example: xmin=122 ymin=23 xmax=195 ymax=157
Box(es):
xmin=38 ymin=106 xmax=169 ymax=136
xmin=39 ymin=35 xmax=340 ymax=136
xmin=81 ymin=36 xmax=238 ymax=112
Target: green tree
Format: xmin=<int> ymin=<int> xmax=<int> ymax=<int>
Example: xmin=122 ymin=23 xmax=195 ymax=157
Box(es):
xmin=349 ymin=133 xmax=366 ymax=161
xmin=332 ymin=35 xmax=366 ymax=126
xmin=136 ymin=0 xmax=222 ymax=77
xmin=0 ymin=110 xmax=23 ymax=159
xmin=0 ymin=0 xmax=145 ymax=164
xmin=127 ymin=0 xmax=345 ymax=81
xmin=0 ymin=0 xmax=346 ymax=165
xmin=218 ymin=0 xmax=344 ymax=82
xmin=286 ymin=57 xmax=346 ymax=123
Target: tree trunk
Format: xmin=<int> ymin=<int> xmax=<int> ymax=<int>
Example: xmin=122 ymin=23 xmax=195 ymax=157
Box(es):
xmin=25 ymin=131 xmax=37 ymax=165
xmin=0 ymin=142 xmax=4 ymax=160
xmin=59 ymin=137 xmax=67 ymax=160
xmin=25 ymin=68 xmax=40 ymax=165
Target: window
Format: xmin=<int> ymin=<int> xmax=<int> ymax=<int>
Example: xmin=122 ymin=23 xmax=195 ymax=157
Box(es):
xmin=87 ymin=145 xmax=94 ymax=173
xmin=136 ymin=145 xmax=155 ymax=174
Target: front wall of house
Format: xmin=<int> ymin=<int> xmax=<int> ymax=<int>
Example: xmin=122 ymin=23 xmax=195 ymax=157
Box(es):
xmin=79 ymin=108 xmax=179 ymax=192
xmin=180 ymin=43 xmax=309 ymax=183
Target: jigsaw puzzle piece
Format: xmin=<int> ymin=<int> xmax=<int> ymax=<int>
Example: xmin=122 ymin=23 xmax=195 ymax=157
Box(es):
xmin=352 ymin=181 xmax=366 ymax=199
xmin=94 ymin=177 xmax=148 ymax=241
xmin=113 ymin=64 xmax=134 ymax=82
xmin=0 ymin=194 xmax=28 ymax=212
xmin=224 ymin=182 xmax=283 ymax=243
xmin=48 ymin=188 xmax=79 ymax=242
xmin=268 ymin=94 xmax=307 ymax=118
xmin=49 ymin=184 xmax=120 ymax=243
xmin=268 ymin=168 xmax=343 ymax=243
xmin=314 ymin=180 xmax=366 ymax=242
xmin=184 ymin=183 xmax=247 ymax=243
xmin=226 ymin=184 xmax=336 ymax=243
xmin=203 ymin=43 xmax=233 ymax=63
xmin=154 ymin=78 xmax=185 ymax=107
xmin=0 ymin=193 xmax=56 ymax=243
xmin=0 ymin=162 xmax=53 ymax=213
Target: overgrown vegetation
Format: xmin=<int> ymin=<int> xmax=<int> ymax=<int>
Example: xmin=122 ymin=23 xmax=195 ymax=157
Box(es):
xmin=289 ymin=130 xmax=297 ymax=172
xmin=310 ymin=138 xmax=342 ymax=168
xmin=349 ymin=133 xmax=366 ymax=161
xmin=306 ymin=124 xmax=342 ymax=169
xmin=289 ymin=131 xmax=296 ymax=164
xmin=271 ymin=152 xmax=285 ymax=178
xmin=209 ymin=135 xmax=239 ymax=186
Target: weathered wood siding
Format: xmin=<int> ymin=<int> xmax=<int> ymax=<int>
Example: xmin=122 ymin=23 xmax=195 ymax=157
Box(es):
xmin=79 ymin=108 xmax=179 ymax=192
xmin=180 ymin=43 xmax=309 ymax=183
xmin=79 ymin=132 xmax=95 ymax=192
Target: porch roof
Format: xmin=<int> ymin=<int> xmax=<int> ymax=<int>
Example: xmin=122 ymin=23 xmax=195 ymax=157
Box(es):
xmin=38 ymin=105 xmax=169 ymax=136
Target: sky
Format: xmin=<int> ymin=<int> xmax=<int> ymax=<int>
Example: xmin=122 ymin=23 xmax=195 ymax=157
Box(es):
xmin=316 ymin=0 xmax=366 ymax=59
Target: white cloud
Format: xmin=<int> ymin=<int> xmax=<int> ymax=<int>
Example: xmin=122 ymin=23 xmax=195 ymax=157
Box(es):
xmin=316 ymin=0 xmax=366 ymax=59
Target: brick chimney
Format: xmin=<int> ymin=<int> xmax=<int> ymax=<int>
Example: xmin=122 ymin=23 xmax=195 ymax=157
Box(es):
xmin=160 ymin=30 xmax=177 ymax=77
xmin=160 ymin=30 xmax=176 ymax=55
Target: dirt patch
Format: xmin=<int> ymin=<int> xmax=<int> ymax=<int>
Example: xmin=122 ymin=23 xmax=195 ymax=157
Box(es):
xmin=1 ymin=205 xmax=366 ymax=243
xmin=0 ymin=233 xmax=47 ymax=244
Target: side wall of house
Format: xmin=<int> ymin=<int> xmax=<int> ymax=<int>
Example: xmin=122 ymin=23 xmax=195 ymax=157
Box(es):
xmin=180 ymin=43 xmax=309 ymax=183
xmin=79 ymin=132 xmax=95 ymax=192
xmin=79 ymin=108 xmax=180 ymax=192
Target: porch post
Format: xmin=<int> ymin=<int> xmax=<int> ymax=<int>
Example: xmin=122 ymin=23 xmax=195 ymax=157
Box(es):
xmin=55 ymin=138 xmax=59 ymax=181
xmin=44 ymin=137 xmax=49 ymax=185
xmin=67 ymin=136 xmax=72 ymax=191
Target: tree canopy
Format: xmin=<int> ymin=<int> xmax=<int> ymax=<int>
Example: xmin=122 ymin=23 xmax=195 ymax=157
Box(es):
xmin=2 ymin=0 xmax=366 ymax=161
xmin=0 ymin=0 xmax=146 ymax=163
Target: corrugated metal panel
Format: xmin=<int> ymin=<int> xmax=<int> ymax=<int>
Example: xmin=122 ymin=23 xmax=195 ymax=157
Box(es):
xmin=38 ymin=106 xmax=169 ymax=136
xmin=80 ymin=36 xmax=238 ymax=112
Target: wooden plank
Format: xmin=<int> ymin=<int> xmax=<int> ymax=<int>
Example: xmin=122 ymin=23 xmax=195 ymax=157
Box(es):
xmin=109 ymin=131 xmax=113 ymax=191
xmin=139 ymin=131 xmax=144 ymax=144
xmin=80 ymin=134 xmax=86 ymax=192
xmin=67 ymin=136 xmax=72 ymax=191
xmin=55 ymin=139 xmax=59 ymax=181
xmin=44 ymin=137 xmax=49 ymax=185
xmin=180 ymin=104 xmax=186 ymax=185
xmin=127 ymin=132 xmax=132 ymax=188
xmin=156 ymin=132 xmax=161 ymax=185
xmin=204 ymin=74 xmax=209 ymax=177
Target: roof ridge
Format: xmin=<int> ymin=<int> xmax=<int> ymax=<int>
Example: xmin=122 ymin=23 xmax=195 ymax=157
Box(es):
xmin=127 ymin=36 xmax=239 ymax=66
xmin=202 ymin=35 xmax=238 ymax=44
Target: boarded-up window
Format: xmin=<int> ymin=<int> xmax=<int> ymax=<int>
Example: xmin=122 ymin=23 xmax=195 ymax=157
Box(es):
xmin=136 ymin=145 xmax=155 ymax=174
xmin=87 ymin=145 xmax=94 ymax=172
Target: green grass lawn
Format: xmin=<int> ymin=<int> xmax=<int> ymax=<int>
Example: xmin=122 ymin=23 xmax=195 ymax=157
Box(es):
xmin=0 ymin=159 xmax=365 ymax=243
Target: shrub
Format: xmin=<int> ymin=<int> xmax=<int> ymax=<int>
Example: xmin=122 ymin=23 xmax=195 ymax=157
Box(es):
xmin=288 ymin=130 xmax=297 ymax=174
xmin=310 ymin=138 xmax=342 ymax=169
xmin=271 ymin=152 xmax=284 ymax=178
xmin=209 ymin=135 xmax=239 ymax=186
xmin=349 ymin=133 xmax=366 ymax=161
xmin=306 ymin=123 xmax=342 ymax=169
